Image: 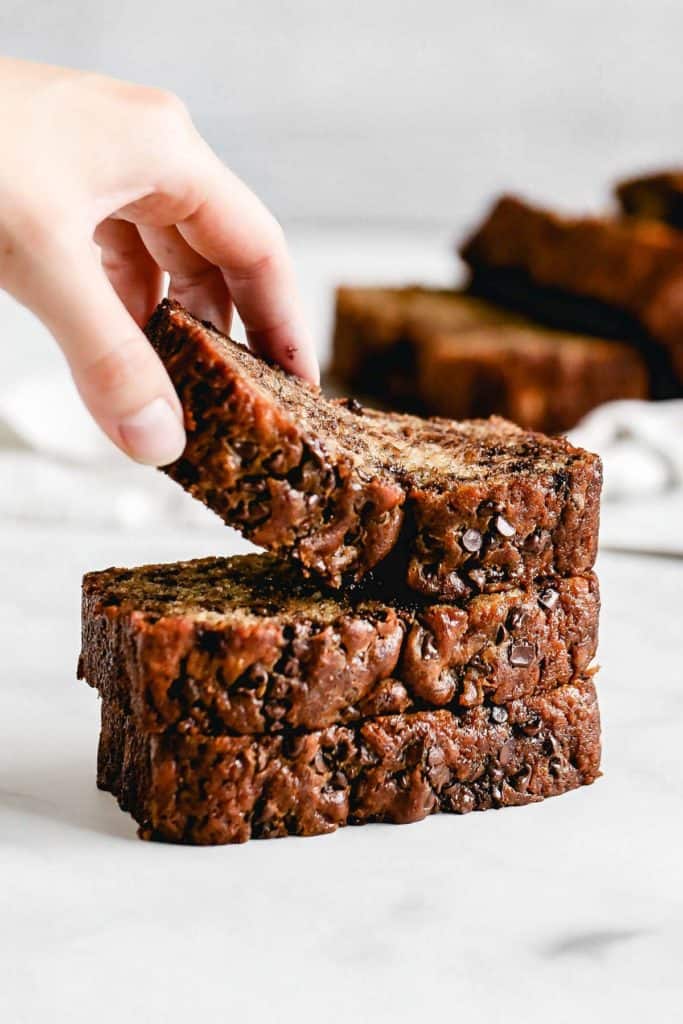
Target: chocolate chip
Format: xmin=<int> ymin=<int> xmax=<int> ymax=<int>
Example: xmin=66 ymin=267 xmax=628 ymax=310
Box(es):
xmin=494 ymin=514 xmax=516 ymax=539
xmin=247 ymin=664 xmax=269 ymax=689
xmin=509 ymin=642 xmax=535 ymax=667
xmin=446 ymin=572 xmax=469 ymax=598
xmin=418 ymin=627 xmax=439 ymax=660
xmin=331 ymin=771 xmax=348 ymax=790
xmin=545 ymin=733 xmax=560 ymax=757
xmin=549 ymin=756 xmax=563 ymax=776
xmin=489 ymin=767 xmax=504 ymax=785
xmin=514 ymin=763 xmax=532 ymax=788
xmin=499 ymin=738 xmax=516 ymax=768
xmin=521 ymin=713 xmax=542 ymax=737
xmin=490 ymin=705 xmax=509 ymax=725
xmin=495 ymin=624 xmax=507 ymax=644
xmin=506 ymin=607 xmax=526 ymax=631
xmin=524 ymin=528 xmax=547 ymax=553
xmin=468 ymin=568 xmax=487 ymax=590
xmin=462 ymin=528 xmax=482 ymax=553
xmin=234 ymin=440 xmax=258 ymax=463
xmin=346 ymin=397 xmax=364 ymax=415
xmin=539 ymin=587 xmax=560 ymax=610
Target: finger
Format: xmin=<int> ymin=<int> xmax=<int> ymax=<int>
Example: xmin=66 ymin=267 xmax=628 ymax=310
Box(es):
xmin=28 ymin=240 xmax=186 ymax=466
xmin=176 ymin=160 xmax=319 ymax=383
xmin=117 ymin=142 xmax=319 ymax=384
xmin=94 ymin=218 xmax=164 ymax=326
xmin=136 ymin=222 xmax=233 ymax=333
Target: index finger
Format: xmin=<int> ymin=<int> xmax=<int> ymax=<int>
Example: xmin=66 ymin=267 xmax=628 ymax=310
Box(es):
xmin=175 ymin=151 xmax=319 ymax=384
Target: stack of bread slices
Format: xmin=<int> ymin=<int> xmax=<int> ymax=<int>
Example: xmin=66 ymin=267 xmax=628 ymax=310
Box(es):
xmin=331 ymin=169 xmax=683 ymax=434
xmin=78 ymin=300 xmax=603 ymax=844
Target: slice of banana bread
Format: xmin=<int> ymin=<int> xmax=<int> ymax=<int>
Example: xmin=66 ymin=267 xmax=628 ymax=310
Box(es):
xmin=79 ymin=554 xmax=599 ymax=735
xmin=417 ymin=323 xmax=648 ymax=433
xmin=332 ymin=285 xmax=647 ymax=430
xmin=332 ymin=286 xmax=519 ymax=406
xmin=616 ymin=169 xmax=683 ymax=229
xmin=460 ymin=195 xmax=683 ymax=390
xmin=97 ymin=676 xmax=601 ymax=844
xmin=145 ymin=300 xmax=602 ymax=598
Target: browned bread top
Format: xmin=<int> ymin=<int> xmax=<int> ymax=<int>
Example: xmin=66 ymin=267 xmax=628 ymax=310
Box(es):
xmin=460 ymin=194 xmax=683 ymax=383
xmin=146 ymin=300 xmax=602 ymax=596
xmin=79 ymin=553 xmax=600 ymax=735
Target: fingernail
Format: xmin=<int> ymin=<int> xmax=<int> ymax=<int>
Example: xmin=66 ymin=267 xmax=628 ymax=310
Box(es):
xmin=119 ymin=398 xmax=186 ymax=466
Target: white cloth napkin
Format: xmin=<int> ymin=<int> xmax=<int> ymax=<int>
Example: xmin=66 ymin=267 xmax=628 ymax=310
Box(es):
xmin=1 ymin=368 xmax=682 ymax=555
xmin=0 ymin=369 xmax=221 ymax=531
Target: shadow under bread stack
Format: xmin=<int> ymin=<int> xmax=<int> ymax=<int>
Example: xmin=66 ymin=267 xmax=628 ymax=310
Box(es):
xmin=78 ymin=301 xmax=603 ymax=845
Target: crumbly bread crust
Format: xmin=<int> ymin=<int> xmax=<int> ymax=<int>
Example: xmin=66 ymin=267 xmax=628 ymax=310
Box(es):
xmin=145 ymin=300 xmax=602 ymax=598
xmin=97 ymin=677 xmax=601 ymax=844
xmin=79 ymin=554 xmax=599 ymax=735
xmin=460 ymin=194 xmax=683 ymax=385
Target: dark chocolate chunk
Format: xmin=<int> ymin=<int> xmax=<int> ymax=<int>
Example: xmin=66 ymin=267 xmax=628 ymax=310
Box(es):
xmin=539 ymin=587 xmax=560 ymax=610
xmin=494 ymin=514 xmax=516 ymax=539
xmin=468 ymin=568 xmax=487 ymax=590
xmin=507 ymin=607 xmax=526 ymax=632
xmin=499 ymin=738 xmax=516 ymax=768
xmin=521 ymin=713 xmax=542 ymax=737
xmin=234 ymin=440 xmax=259 ymax=463
xmin=524 ymin=529 xmax=547 ymax=553
xmin=462 ymin=528 xmax=483 ymax=553
xmin=346 ymin=397 xmax=364 ymax=415
xmin=509 ymin=642 xmax=535 ymax=667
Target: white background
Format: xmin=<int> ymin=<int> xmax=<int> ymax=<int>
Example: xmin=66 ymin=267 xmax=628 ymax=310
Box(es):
xmin=2 ymin=0 xmax=683 ymax=229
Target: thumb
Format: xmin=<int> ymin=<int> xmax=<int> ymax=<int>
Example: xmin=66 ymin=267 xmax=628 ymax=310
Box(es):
xmin=27 ymin=243 xmax=186 ymax=466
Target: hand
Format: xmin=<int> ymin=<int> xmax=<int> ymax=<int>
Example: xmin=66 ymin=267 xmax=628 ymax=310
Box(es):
xmin=0 ymin=58 xmax=318 ymax=465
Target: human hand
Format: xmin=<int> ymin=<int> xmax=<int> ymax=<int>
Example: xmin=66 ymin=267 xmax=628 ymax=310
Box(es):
xmin=0 ymin=58 xmax=318 ymax=465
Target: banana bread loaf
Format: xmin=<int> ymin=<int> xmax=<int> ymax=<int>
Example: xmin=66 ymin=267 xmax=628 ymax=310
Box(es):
xmin=616 ymin=169 xmax=683 ymax=229
xmin=145 ymin=300 xmax=602 ymax=598
xmin=416 ymin=323 xmax=647 ymax=433
xmin=332 ymin=286 xmax=519 ymax=406
xmin=98 ymin=676 xmax=601 ymax=844
xmin=333 ymin=285 xmax=648 ymax=431
xmin=460 ymin=195 xmax=683 ymax=390
xmin=79 ymin=553 xmax=599 ymax=735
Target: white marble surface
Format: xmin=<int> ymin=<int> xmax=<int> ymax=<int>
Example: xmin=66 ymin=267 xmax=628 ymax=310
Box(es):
xmin=1 ymin=520 xmax=682 ymax=1023
xmin=1 ymin=229 xmax=682 ymax=1020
